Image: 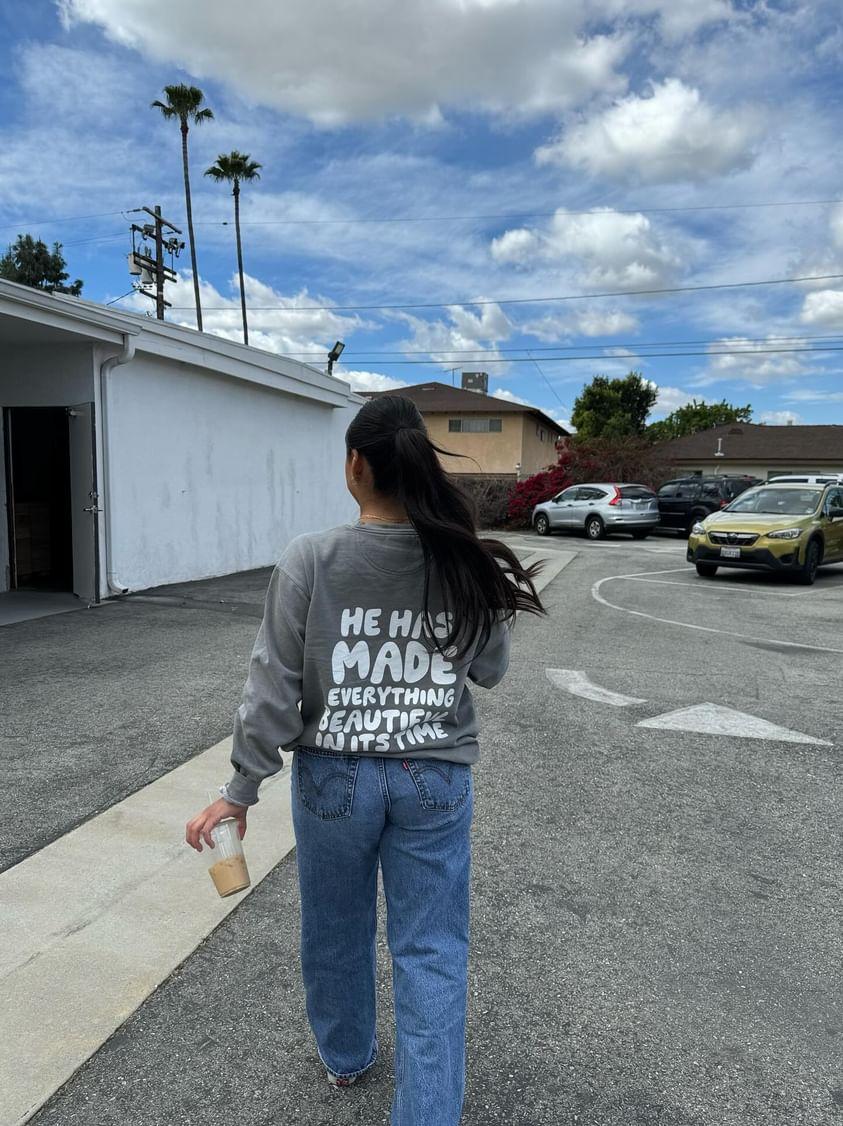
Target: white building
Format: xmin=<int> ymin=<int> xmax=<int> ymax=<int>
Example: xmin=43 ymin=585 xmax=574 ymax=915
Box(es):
xmin=0 ymin=279 xmax=362 ymax=605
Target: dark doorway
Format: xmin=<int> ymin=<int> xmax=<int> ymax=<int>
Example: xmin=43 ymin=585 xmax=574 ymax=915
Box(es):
xmin=3 ymin=407 xmax=73 ymax=591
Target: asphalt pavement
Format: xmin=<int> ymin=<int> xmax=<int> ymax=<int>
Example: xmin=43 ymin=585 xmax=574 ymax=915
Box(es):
xmin=3 ymin=531 xmax=841 ymax=1125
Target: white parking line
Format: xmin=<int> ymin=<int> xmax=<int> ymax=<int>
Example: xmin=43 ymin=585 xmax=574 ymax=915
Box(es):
xmin=546 ymin=668 xmax=646 ymax=706
xmin=622 ymin=576 xmax=808 ymax=597
xmin=592 ymin=567 xmax=843 ymax=655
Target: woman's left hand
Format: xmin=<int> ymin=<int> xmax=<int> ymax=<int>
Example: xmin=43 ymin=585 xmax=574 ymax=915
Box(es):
xmin=185 ymin=797 xmax=248 ymax=852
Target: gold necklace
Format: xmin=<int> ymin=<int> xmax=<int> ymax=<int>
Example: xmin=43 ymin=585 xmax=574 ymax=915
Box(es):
xmin=359 ymin=513 xmax=411 ymax=523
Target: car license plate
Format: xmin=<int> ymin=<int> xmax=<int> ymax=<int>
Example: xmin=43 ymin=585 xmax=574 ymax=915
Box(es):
xmin=720 ymin=546 xmax=741 ymax=559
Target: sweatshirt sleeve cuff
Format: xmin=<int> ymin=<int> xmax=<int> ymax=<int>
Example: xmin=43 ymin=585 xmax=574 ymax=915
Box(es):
xmin=222 ymin=773 xmax=260 ymax=806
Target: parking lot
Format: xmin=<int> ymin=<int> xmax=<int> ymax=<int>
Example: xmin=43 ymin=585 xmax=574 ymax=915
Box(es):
xmin=3 ymin=531 xmax=841 ymax=1125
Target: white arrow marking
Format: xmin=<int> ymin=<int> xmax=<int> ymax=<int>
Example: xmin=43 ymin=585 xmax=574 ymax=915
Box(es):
xmin=546 ymin=668 xmax=646 ymax=707
xmin=636 ymin=702 xmax=832 ymax=746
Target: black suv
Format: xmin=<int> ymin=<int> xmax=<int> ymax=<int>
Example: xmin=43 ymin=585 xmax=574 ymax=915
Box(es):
xmin=657 ymin=475 xmax=761 ymax=535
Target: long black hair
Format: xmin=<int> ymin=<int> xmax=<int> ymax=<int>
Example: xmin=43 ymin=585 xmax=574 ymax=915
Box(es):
xmin=346 ymin=394 xmax=546 ymax=659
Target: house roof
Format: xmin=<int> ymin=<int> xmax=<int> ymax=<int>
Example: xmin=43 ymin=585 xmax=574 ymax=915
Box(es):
xmin=361 ymin=381 xmax=567 ymax=435
xmin=0 ymin=278 xmax=363 ymax=410
xmin=661 ymin=422 xmax=843 ymax=463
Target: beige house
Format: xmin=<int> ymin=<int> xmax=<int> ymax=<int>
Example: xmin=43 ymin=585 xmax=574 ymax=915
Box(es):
xmin=661 ymin=422 xmax=843 ymax=479
xmin=361 ymin=378 xmax=567 ymax=478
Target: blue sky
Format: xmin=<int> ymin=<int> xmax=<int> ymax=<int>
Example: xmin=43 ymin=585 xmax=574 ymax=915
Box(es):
xmin=2 ymin=0 xmax=843 ymax=427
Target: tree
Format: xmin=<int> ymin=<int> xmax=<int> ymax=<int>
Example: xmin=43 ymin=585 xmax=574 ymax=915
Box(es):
xmin=647 ymin=399 xmax=753 ymax=442
xmin=205 ymin=151 xmax=262 ymax=345
xmin=565 ymin=435 xmax=669 ymax=489
xmin=0 ymin=234 xmax=83 ymax=295
xmin=507 ymin=456 xmax=573 ymax=526
xmin=151 ymin=84 xmax=214 ymax=331
xmin=570 ymin=372 xmax=657 ymax=439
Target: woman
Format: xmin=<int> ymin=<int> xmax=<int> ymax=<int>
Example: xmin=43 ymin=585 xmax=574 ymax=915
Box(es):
xmin=186 ymin=394 xmax=545 ymax=1124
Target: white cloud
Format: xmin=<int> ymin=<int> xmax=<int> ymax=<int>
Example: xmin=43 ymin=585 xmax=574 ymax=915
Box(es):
xmin=784 ymin=388 xmax=843 ymax=403
xmin=520 ymin=309 xmax=640 ymax=341
xmin=572 ymin=309 xmax=640 ymax=336
xmin=18 ymin=42 xmax=132 ymax=121
xmin=652 ymin=385 xmax=697 ymax=415
xmin=703 ymin=337 xmax=807 ymax=386
xmin=491 ymin=208 xmax=681 ymax=290
xmin=537 ymin=78 xmax=761 ymax=183
xmin=338 ymin=370 xmax=406 ymax=393
xmin=552 ymin=413 xmax=575 ymax=433
xmin=831 ymin=204 xmax=843 ymax=249
xmin=759 ymin=409 xmax=802 ymax=425
xmin=397 ymin=301 xmax=512 ymax=365
xmin=60 ymin=0 xmax=629 ymax=124
xmin=125 ymin=271 xmax=364 ymax=357
xmin=490 ymin=228 xmax=539 ymax=263
xmin=800 ymin=289 xmax=843 ymax=328
xmin=493 ymin=388 xmax=534 ymax=406
xmin=593 ymin=0 xmax=734 ymax=40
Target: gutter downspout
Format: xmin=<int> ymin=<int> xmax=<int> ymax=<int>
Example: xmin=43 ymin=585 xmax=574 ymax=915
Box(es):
xmin=99 ymin=333 xmax=137 ymax=595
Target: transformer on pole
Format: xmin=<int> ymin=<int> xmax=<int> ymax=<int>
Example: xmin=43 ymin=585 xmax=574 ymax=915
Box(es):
xmin=127 ymin=206 xmax=184 ymax=320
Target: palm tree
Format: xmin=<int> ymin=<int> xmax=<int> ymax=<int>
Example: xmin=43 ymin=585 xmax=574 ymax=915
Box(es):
xmin=204 ymin=151 xmax=262 ymax=345
xmin=151 ymin=84 xmax=214 ymax=331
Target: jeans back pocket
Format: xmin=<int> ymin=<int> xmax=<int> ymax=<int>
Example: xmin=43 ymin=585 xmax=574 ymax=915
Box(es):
xmin=404 ymin=758 xmax=471 ymax=812
xmin=295 ymin=746 xmax=359 ymax=819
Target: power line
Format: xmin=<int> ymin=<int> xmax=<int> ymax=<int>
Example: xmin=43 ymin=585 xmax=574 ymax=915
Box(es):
xmin=2 ymin=197 xmax=841 ymax=236
xmin=333 ymin=344 xmax=843 ymax=365
xmin=0 ymin=209 xmax=139 ymax=233
xmin=194 ymin=197 xmax=843 ymax=228
xmin=155 ymin=272 xmax=843 ymax=314
xmin=105 ymin=287 xmax=138 ymax=306
xmin=526 ymin=351 xmax=569 ymax=409
xmin=63 ymin=232 xmax=128 ymax=247
xmin=277 ymin=332 xmax=843 ymax=357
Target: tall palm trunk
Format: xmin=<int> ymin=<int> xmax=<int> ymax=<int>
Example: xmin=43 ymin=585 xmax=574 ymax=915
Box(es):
xmin=180 ymin=122 xmax=203 ymax=332
xmin=233 ymin=180 xmax=248 ymax=345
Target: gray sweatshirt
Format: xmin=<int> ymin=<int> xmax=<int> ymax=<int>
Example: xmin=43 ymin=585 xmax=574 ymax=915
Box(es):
xmin=222 ymin=520 xmax=513 ymax=806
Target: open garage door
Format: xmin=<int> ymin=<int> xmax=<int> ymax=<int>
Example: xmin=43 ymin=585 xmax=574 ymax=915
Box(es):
xmin=67 ymin=403 xmax=100 ymax=603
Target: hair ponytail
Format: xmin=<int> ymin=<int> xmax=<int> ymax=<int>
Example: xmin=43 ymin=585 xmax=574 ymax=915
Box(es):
xmin=346 ymin=395 xmax=545 ymax=659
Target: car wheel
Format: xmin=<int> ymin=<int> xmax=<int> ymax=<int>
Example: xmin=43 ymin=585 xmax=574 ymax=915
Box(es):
xmin=630 ymin=530 xmax=649 ymax=540
xmin=696 ymin=563 xmax=718 ymax=578
xmin=585 ymin=515 xmax=605 ymax=540
xmin=534 ymin=513 xmax=551 ymax=536
xmin=796 ymin=539 xmax=821 ymax=585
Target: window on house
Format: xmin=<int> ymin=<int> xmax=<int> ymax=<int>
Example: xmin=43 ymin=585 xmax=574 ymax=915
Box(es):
xmin=448 ymin=418 xmax=503 ymax=433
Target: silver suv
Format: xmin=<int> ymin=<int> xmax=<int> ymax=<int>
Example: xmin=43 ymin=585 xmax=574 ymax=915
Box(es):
xmin=532 ymin=483 xmax=659 ymax=540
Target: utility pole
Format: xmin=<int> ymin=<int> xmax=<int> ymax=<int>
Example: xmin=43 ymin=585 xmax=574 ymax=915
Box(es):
xmin=153 ymin=205 xmax=165 ymax=321
xmin=127 ymin=206 xmax=183 ymax=320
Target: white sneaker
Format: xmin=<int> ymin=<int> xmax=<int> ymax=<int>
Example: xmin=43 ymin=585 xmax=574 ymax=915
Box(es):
xmin=326 ymin=1070 xmax=357 ymax=1088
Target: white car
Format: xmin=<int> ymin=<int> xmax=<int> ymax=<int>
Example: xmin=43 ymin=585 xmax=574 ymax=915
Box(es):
xmin=767 ymin=474 xmax=843 ymax=485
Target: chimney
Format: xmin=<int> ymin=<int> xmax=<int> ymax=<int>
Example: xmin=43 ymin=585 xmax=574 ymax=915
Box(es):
xmin=461 ymin=371 xmax=488 ymax=394
xmin=787 ymin=418 xmax=794 ymax=426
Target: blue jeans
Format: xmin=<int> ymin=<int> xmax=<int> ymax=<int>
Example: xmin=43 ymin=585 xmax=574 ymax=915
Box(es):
xmin=291 ymin=746 xmax=473 ymax=1126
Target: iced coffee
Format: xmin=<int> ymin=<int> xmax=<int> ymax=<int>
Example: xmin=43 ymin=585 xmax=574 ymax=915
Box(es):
xmin=206 ymin=815 xmax=251 ymax=897
xmin=209 ymin=851 xmax=250 ymax=896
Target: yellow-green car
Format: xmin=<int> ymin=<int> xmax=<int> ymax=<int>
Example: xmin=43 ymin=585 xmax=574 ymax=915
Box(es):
xmin=687 ymin=482 xmax=843 ymax=585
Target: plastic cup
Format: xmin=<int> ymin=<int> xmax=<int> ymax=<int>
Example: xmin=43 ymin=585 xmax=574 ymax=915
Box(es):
xmin=204 ymin=791 xmax=251 ymax=897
